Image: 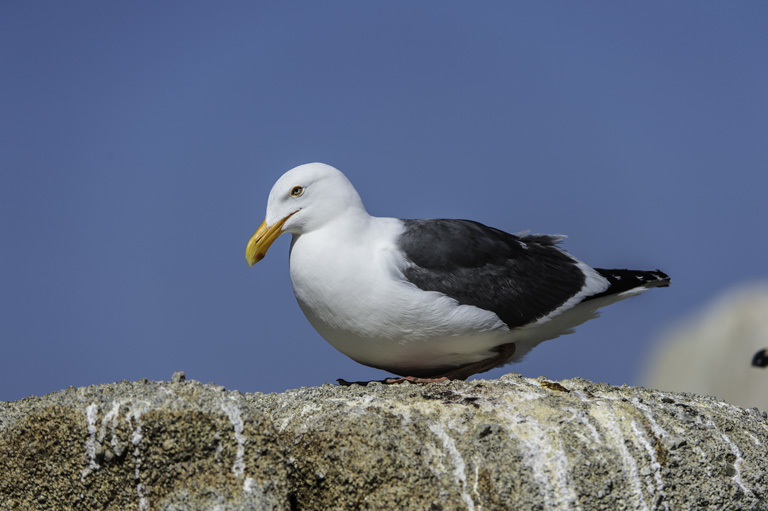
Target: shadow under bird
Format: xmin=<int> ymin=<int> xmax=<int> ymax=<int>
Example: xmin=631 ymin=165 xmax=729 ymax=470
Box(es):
xmin=246 ymin=163 xmax=670 ymax=383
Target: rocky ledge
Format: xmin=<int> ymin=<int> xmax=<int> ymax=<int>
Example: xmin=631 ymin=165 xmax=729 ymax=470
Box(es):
xmin=1 ymin=373 xmax=766 ymax=510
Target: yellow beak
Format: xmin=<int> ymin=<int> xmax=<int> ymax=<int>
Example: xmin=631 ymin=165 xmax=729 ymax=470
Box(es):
xmin=245 ymin=211 xmax=297 ymax=267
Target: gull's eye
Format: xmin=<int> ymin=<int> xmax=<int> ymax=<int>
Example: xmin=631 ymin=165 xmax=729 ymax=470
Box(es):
xmin=290 ymin=186 xmax=304 ymax=197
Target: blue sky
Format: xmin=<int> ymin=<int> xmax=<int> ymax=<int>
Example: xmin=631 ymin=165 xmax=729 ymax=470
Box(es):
xmin=1 ymin=2 xmax=766 ymax=402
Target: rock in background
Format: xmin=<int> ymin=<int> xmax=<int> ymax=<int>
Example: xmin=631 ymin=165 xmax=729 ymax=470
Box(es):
xmin=1 ymin=373 xmax=766 ymax=510
xmin=643 ymin=283 xmax=768 ymax=411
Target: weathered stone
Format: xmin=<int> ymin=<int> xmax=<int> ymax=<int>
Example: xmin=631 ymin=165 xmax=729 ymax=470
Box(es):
xmin=1 ymin=373 xmax=766 ymax=510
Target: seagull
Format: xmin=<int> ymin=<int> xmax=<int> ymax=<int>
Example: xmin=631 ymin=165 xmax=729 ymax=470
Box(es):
xmin=246 ymin=163 xmax=670 ymax=383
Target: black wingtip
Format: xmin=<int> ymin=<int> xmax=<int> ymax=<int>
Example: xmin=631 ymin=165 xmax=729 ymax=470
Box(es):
xmin=649 ymin=269 xmax=671 ymax=288
xmin=589 ymin=268 xmax=671 ymax=300
xmin=752 ymin=348 xmax=768 ymax=368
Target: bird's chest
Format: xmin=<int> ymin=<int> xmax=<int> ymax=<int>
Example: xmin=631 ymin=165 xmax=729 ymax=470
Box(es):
xmin=288 ymin=231 xmax=403 ymax=330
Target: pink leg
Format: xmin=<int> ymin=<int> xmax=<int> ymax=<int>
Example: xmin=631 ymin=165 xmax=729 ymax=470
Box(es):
xmin=337 ymin=342 xmax=516 ymax=386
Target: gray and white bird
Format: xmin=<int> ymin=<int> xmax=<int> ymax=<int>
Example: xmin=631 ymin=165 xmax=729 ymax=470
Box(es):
xmin=246 ymin=163 xmax=670 ymax=382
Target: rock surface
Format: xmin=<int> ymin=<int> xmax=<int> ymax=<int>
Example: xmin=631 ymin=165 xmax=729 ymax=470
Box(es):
xmin=1 ymin=373 xmax=767 ymax=510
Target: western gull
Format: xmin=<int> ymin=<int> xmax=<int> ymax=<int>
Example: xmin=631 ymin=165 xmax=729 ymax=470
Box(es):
xmin=246 ymin=163 xmax=670 ymax=383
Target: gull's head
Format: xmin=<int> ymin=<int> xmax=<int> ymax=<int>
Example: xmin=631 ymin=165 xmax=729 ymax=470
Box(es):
xmin=245 ymin=163 xmax=365 ymax=266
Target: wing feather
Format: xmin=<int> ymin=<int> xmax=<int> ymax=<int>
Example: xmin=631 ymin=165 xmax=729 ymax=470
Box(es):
xmin=397 ymin=219 xmax=589 ymax=329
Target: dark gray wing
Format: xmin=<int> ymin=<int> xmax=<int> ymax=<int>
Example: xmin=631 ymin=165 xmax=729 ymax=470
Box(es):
xmin=397 ymin=219 xmax=588 ymax=329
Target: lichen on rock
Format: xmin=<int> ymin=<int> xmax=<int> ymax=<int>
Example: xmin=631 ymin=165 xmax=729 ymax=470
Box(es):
xmin=1 ymin=373 xmax=766 ymax=510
